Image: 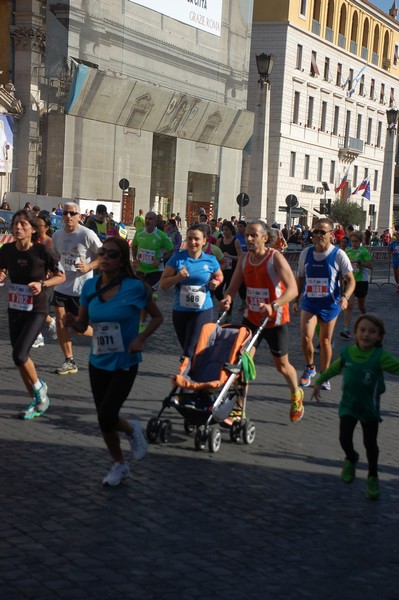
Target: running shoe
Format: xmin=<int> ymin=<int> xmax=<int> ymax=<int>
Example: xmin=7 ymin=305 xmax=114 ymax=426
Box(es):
xmin=341 ymin=451 xmax=359 ymax=484
xmin=56 ymin=359 xmax=78 ymax=375
xmin=299 ymin=365 xmax=316 ymax=387
xmin=320 ymin=380 xmax=331 ymax=391
xmin=129 ymin=419 xmax=148 ymax=461
xmin=48 ymin=317 xmax=57 ymax=339
xmin=339 ymin=327 xmax=352 ymax=340
xmin=32 ymin=333 xmax=45 ymax=348
xmin=18 ymin=400 xmax=40 ymax=420
xmin=366 ymin=476 xmax=380 ymax=499
xmin=290 ymin=388 xmax=304 ymax=422
xmin=102 ymin=462 xmax=131 ymax=487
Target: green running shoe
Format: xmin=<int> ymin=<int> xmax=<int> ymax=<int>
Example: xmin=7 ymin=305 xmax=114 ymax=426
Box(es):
xmin=366 ymin=476 xmax=380 ymax=500
xmin=341 ymin=451 xmax=359 ymax=484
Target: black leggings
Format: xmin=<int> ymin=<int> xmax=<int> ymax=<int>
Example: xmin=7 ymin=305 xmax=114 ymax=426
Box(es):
xmin=8 ymin=310 xmax=46 ymax=366
xmin=89 ymin=363 xmax=139 ymax=433
xmin=172 ymin=307 xmax=214 ymax=358
xmin=339 ymin=415 xmax=379 ymax=477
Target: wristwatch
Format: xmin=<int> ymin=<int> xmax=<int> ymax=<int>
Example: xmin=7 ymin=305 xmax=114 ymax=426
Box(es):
xmin=271 ymin=301 xmax=279 ymax=311
xmin=41 ymin=280 xmax=47 ymax=291
xmin=342 ymin=293 xmax=349 ymax=301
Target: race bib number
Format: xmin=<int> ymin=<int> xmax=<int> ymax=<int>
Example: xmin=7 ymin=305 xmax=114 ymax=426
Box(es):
xmin=62 ymin=251 xmax=81 ymax=272
xmin=92 ymin=322 xmax=124 ymax=355
xmin=9 ymin=283 xmax=33 ymax=311
xmin=139 ymin=249 xmax=155 ymax=265
xmin=180 ymin=285 xmax=206 ymax=309
xmin=224 ymin=257 xmax=233 ymax=270
xmin=247 ymin=287 xmax=270 ymax=312
xmin=306 ymin=277 xmax=329 ymax=298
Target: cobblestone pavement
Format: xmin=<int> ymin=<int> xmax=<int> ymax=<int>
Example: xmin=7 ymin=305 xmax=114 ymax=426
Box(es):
xmin=1 ymin=279 xmax=399 ymax=599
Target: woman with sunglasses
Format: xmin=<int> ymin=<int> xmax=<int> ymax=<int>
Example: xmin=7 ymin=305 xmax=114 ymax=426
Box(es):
xmin=293 ymin=218 xmax=355 ymax=391
xmin=66 ymin=238 xmax=163 ymax=487
xmin=0 ymin=209 xmax=65 ymax=419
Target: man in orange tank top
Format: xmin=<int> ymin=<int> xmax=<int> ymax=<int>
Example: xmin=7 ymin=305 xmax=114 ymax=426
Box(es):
xmin=220 ymin=220 xmax=304 ymax=422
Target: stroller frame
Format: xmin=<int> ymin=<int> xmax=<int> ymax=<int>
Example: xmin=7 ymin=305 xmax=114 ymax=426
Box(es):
xmin=146 ymin=315 xmax=268 ymax=453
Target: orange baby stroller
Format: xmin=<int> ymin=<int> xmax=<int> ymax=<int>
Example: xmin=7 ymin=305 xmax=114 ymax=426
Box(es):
xmin=146 ymin=316 xmax=268 ymax=453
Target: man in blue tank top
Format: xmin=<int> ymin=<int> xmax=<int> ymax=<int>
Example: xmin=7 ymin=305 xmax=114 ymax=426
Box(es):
xmin=293 ymin=218 xmax=355 ymax=392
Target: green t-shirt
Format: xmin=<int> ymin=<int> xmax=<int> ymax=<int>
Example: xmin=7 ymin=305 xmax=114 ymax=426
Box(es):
xmin=316 ymin=345 xmax=399 ymax=422
xmin=345 ymin=246 xmax=372 ymax=282
xmin=133 ymin=228 xmax=174 ymax=273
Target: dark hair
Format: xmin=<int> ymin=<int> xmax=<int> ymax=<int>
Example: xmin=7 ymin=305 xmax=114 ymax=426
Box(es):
xmin=37 ymin=211 xmax=51 ymax=228
xmin=187 ymin=223 xmax=208 ymax=238
xmin=102 ymin=238 xmax=136 ymax=278
xmin=222 ymin=221 xmax=236 ymax=235
xmin=237 ymin=220 xmax=246 ymax=227
xmin=354 ymin=313 xmax=385 ymax=347
xmin=12 ymin=209 xmax=39 ymax=231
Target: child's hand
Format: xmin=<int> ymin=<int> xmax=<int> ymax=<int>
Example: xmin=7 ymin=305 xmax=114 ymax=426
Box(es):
xmin=311 ymin=385 xmax=322 ymax=403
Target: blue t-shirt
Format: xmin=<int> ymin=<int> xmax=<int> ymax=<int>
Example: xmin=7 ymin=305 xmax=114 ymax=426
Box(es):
xmin=236 ymin=233 xmax=247 ymax=252
xmin=80 ymin=275 xmax=150 ymax=370
xmin=389 ymin=240 xmax=399 ymax=266
xmin=166 ymin=250 xmax=219 ymax=312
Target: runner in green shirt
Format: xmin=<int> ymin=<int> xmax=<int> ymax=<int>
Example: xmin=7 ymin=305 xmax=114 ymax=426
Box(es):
xmin=312 ymin=313 xmax=399 ymax=499
xmin=340 ymin=231 xmax=372 ymax=339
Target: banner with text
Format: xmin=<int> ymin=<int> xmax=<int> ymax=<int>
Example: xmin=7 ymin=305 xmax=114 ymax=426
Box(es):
xmin=129 ymin=0 xmax=222 ymax=37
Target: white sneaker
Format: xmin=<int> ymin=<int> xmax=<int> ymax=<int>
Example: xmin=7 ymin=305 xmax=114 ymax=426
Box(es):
xmin=32 ymin=333 xmax=44 ymax=348
xmin=129 ymin=419 xmax=148 ymax=461
xmin=102 ymin=462 xmax=131 ymax=486
xmin=48 ymin=317 xmax=57 ymax=339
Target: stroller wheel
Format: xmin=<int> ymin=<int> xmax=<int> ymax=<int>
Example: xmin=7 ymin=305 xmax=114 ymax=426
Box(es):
xmin=146 ymin=417 xmax=160 ymax=443
xmin=194 ymin=429 xmax=206 ymax=451
xmin=242 ymin=420 xmax=256 ymax=445
xmin=184 ymin=419 xmax=195 ymax=435
xmin=159 ymin=420 xmax=172 ymax=443
xmin=229 ymin=421 xmax=241 ymax=443
xmin=208 ymin=428 xmax=222 ymax=453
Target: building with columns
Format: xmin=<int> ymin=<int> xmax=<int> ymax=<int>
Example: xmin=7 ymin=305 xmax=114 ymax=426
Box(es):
xmin=248 ymin=0 xmax=399 ymax=231
xmin=0 ymin=0 xmax=254 ymax=223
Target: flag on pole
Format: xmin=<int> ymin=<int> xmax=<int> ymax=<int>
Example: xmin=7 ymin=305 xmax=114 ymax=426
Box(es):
xmin=335 ymin=169 xmax=349 ymax=193
xmin=349 ymin=65 xmax=367 ymax=98
xmin=353 ymin=178 xmax=369 ymax=195
xmin=361 ymin=180 xmax=371 ymax=201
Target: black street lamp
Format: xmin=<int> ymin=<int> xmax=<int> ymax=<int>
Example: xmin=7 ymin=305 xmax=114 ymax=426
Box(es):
xmin=255 ymin=53 xmax=275 ymax=85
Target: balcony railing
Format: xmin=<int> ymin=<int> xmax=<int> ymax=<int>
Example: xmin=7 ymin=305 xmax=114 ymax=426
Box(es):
xmin=325 ymin=27 xmax=333 ymax=42
xmin=361 ymin=46 xmax=368 ymax=60
xmin=312 ymin=20 xmax=321 ymax=35
xmin=372 ymin=52 xmax=379 ymax=65
xmin=338 ymin=34 xmax=346 ymax=49
xmin=350 ymin=40 xmax=357 ymax=55
xmin=339 ymin=136 xmax=364 ymax=160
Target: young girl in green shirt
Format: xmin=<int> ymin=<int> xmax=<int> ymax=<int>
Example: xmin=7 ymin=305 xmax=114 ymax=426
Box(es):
xmin=312 ymin=314 xmax=399 ymax=499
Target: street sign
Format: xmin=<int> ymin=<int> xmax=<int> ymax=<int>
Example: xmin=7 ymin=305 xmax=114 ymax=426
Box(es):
xmin=236 ymin=192 xmax=250 ymax=207
xmin=285 ymin=194 xmax=299 ymax=208
xmin=290 ymin=208 xmax=305 ymax=215
xmin=119 ymin=178 xmax=130 ymax=191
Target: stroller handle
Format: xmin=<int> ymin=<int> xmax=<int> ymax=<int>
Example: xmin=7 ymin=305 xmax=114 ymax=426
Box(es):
xmin=244 ymin=316 xmax=269 ymax=354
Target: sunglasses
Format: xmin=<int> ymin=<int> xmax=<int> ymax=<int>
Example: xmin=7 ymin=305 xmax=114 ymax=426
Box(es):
xmin=312 ymin=229 xmax=332 ymax=236
xmin=63 ymin=210 xmax=79 ymax=216
xmin=97 ymin=248 xmax=121 ymax=259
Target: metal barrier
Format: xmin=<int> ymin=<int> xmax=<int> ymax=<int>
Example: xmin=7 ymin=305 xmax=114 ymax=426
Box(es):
xmin=283 ymin=247 xmax=395 ymax=288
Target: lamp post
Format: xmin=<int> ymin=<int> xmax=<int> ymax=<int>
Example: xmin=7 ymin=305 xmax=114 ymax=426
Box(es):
xmin=378 ymin=108 xmax=399 ymax=233
xmin=246 ymin=53 xmax=275 ymax=221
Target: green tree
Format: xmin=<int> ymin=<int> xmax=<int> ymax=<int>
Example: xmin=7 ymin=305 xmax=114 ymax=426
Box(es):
xmin=329 ymin=200 xmax=366 ymax=229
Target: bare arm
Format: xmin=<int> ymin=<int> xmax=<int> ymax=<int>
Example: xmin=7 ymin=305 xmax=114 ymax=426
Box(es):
xmin=159 ymin=264 xmax=189 ymax=290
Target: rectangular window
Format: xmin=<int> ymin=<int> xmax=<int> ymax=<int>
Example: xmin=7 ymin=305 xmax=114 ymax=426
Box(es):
xmin=353 ymin=165 xmax=358 ymax=187
xmin=304 ymin=154 xmax=310 ymax=179
xmin=333 ymin=105 xmax=339 ymax=135
xmin=320 ymin=101 xmax=327 ymax=131
xmin=394 ymin=44 xmax=399 ymax=67
xmin=296 ymin=44 xmax=303 ymax=70
xmin=374 ymin=170 xmax=378 ymax=191
xmin=324 ymin=57 xmax=330 ymax=81
xmin=348 ymin=68 xmax=354 ymax=90
xmin=390 ymin=87 xmax=395 ymax=107
xmin=359 ymin=74 xmax=365 ymax=96
xmin=380 ymin=83 xmax=385 ymax=104
xmin=311 ymin=51 xmax=320 ymax=77
xmin=293 ymin=91 xmax=300 ymax=124
xmin=377 ymin=121 xmax=382 ymax=147
xmin=317 ymin=157 xmax=323 ymax=182
xmin=345 ymin=110 xmax=351 ymax=141
xmin=300 ymin=0 xmax=307 ymax=16
xmin=356 ymin=114 xmax=362 ymax=139
xmin=336 ymin=63 xmax=342 ymax=87
xmin=329 ymin=160 xmax=336 ymax=184
xmin=290 ymin=152 xmax=296 ymax=177
xmin=307 ymin=96 xmax=314 ymax=128
xmin=370 ymin=78 xmax=375 ymax=100
xmin=367 ymin=118 xmax=373 ymax=144
xmin=364 ymin=168 xmax=369 ymax=180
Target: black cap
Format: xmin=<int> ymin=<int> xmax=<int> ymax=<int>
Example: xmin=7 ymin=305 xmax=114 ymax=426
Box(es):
xmin=96 ymin=204 xmax=107 ymax=214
